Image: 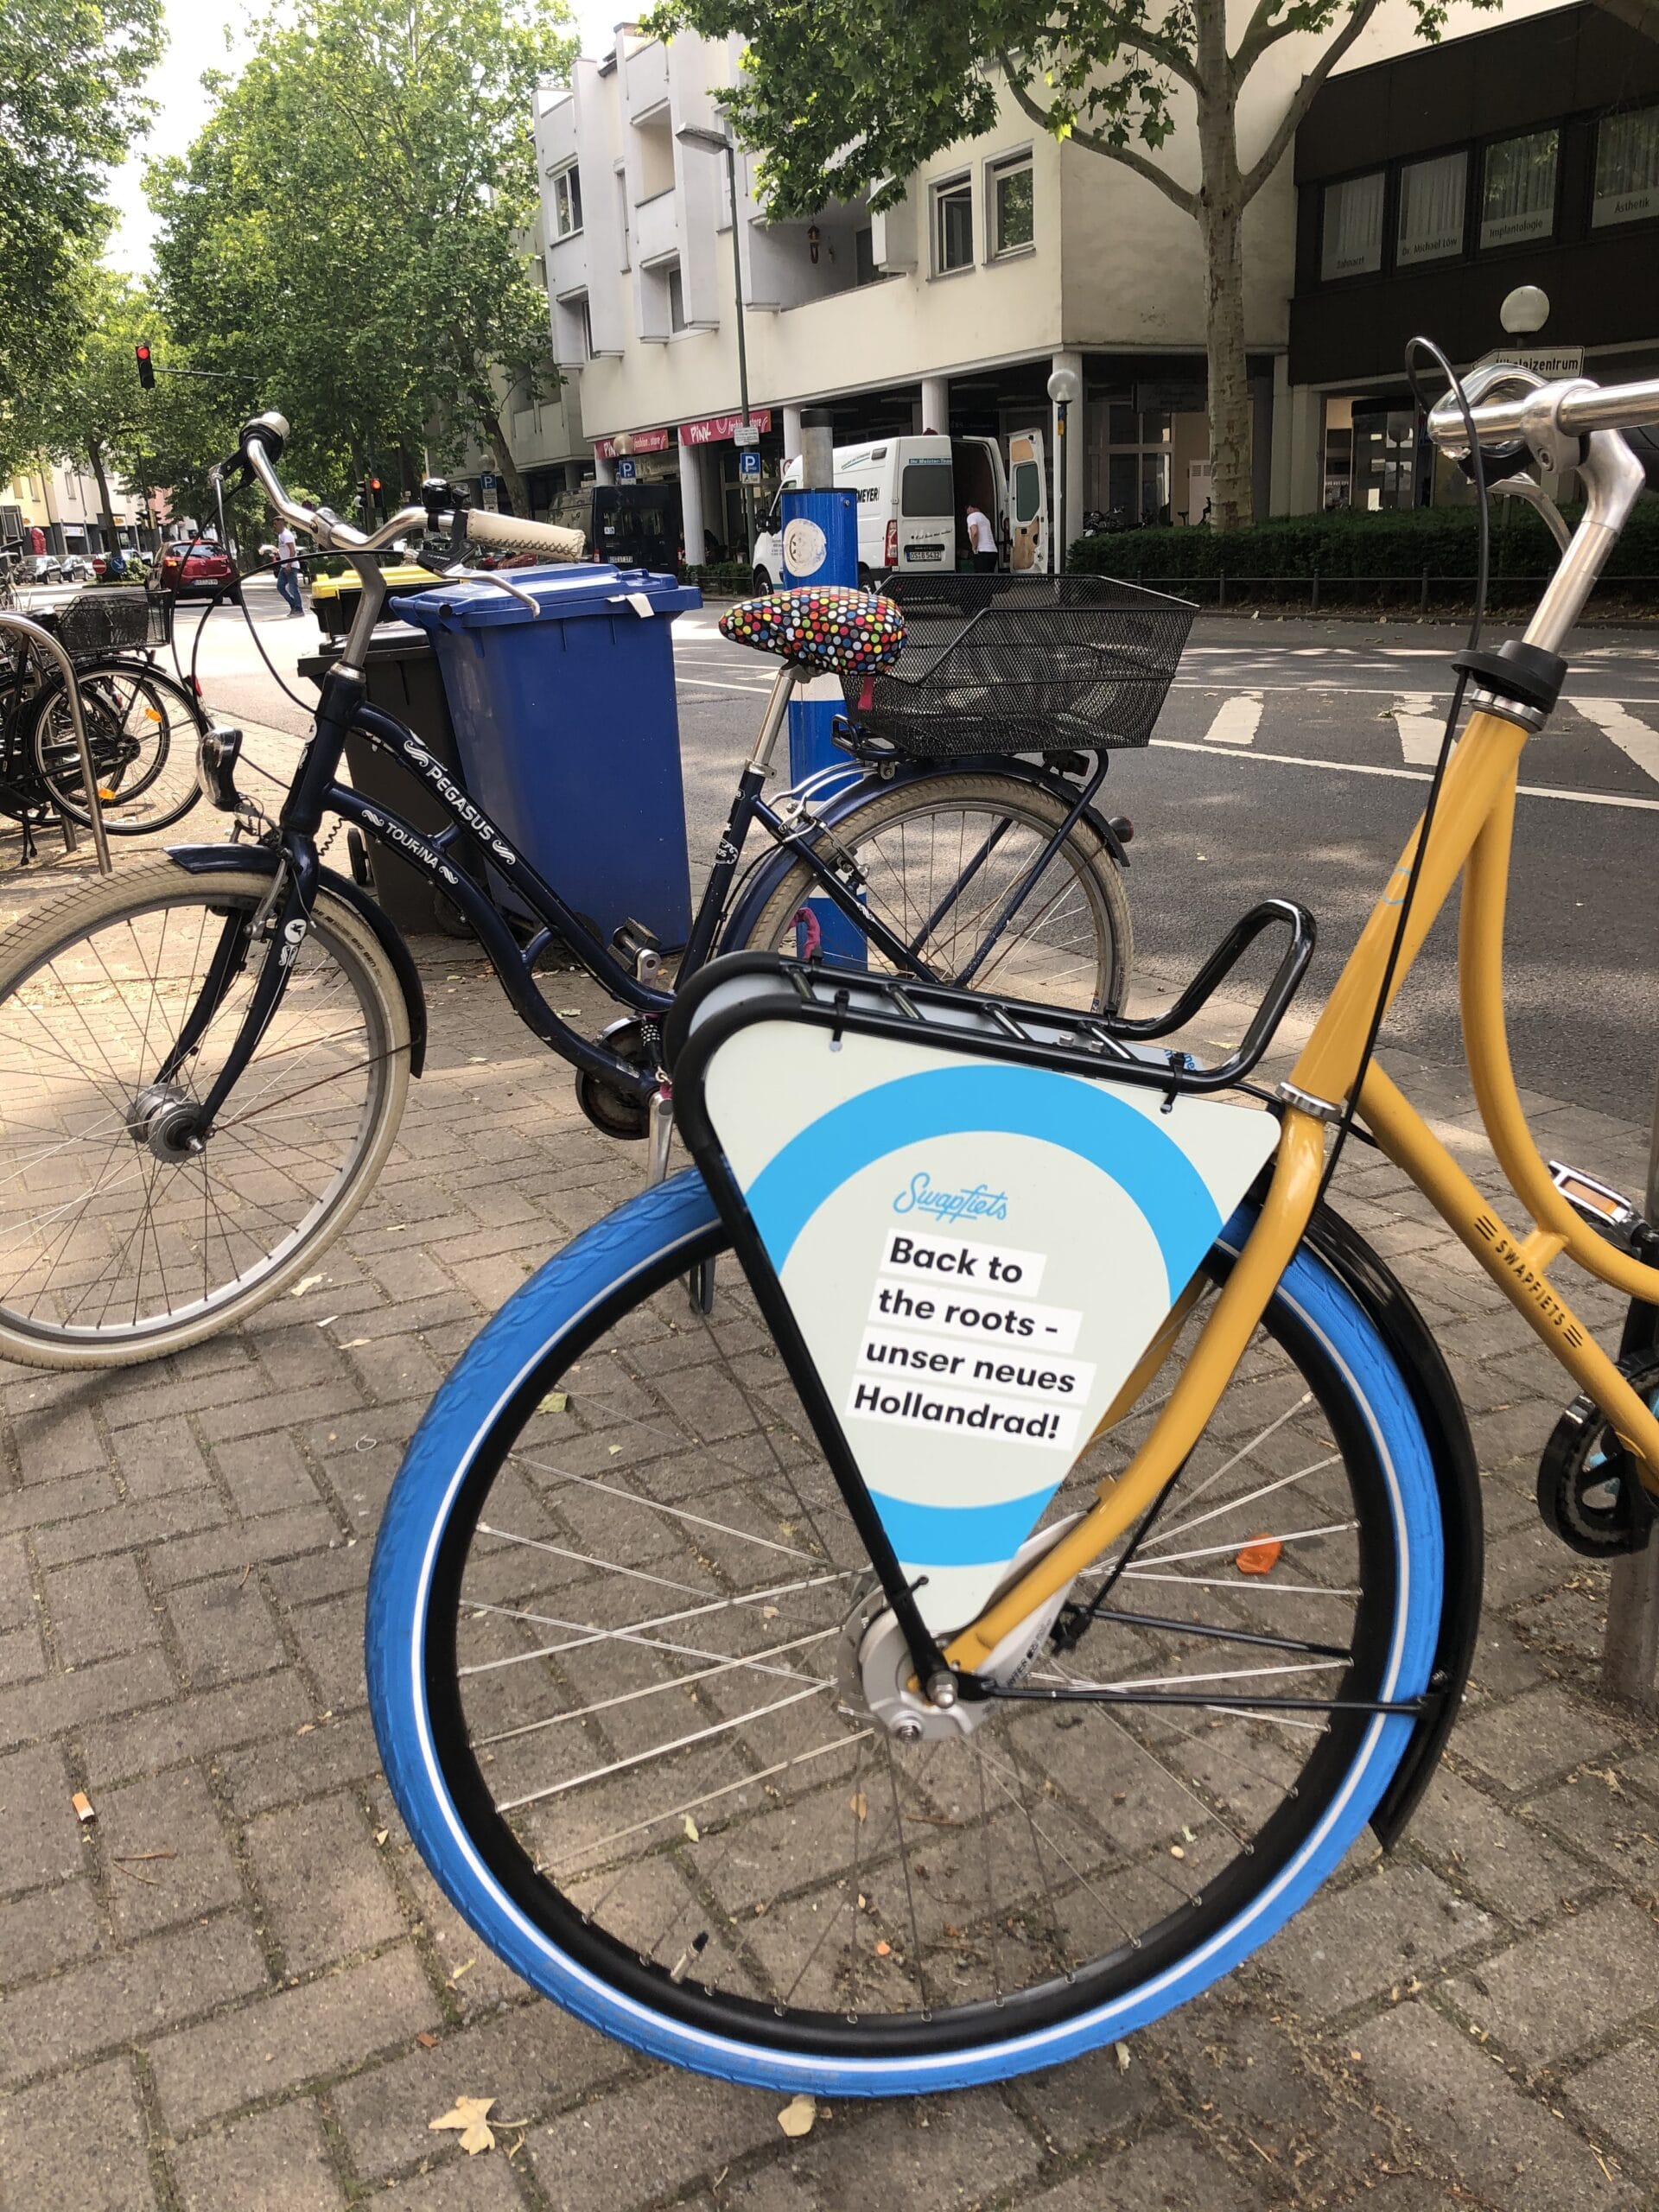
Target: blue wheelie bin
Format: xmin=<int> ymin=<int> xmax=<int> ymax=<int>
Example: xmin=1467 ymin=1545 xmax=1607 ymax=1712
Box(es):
xmin=399 ymin=563 xmax=701 ymax=947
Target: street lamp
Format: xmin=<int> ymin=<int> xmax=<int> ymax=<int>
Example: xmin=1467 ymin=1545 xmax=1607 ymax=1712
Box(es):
xmin=1501 ymin=284 xmax=1551 ymax=337
xmin=1046 ymin=365 xmax=1081 ymax=576
xmin=677 ymin=120 xmax=757 ymax=565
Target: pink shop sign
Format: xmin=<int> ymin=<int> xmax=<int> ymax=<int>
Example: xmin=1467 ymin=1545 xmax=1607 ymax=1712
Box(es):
xmin=593 ymin=427 xmax=672 ymax=460
xmin=679 ymin=408 xmax=773 ymax=446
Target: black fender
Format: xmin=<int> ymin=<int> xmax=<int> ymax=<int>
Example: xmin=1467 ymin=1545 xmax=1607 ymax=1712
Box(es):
xmin=719 ymin=753 xmax=1129 ymax=953
xmin=1302 ymin=1205 xmax=1483 ymax=1848
xmin=164 ymin=843 xmax=428 ymax=1077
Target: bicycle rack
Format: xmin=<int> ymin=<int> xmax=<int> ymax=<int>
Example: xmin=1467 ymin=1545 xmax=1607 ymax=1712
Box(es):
xmin=0 ymin=610 xmax=112 ymax=875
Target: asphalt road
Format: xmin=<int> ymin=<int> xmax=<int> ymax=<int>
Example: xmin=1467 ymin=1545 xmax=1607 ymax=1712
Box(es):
xmin=671 ymin=607 xmax=1659 ymax=1128
xmin=188 ymin=579 xmax=1659 ymax=1126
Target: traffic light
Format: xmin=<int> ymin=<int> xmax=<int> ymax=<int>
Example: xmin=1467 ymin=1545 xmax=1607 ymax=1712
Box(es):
xmin=370 ymin=477 xmax=381 ymax=492
xmin=135 ymin=342 xmax=155 ymax=390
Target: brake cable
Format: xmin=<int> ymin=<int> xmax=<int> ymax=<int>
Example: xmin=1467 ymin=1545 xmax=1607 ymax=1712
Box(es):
xmin=1315 ymin=335 xmax=1493 ymax=1199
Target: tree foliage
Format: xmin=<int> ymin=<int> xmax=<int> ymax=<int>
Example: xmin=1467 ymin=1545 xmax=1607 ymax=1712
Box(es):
xmin=18 ymin=268 xmax=157 ymax=536
xmin=656 ymin=0 xmax=1495 ymax=527
xmin=149 ymin=0 xmax=575 ymax=513
xmin=0 ymin=0 xmax=162 ymax=472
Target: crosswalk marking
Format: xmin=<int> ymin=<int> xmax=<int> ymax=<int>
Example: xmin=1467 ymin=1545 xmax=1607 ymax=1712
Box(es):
xmin=1203 ymin=692 xmax=1262 ymax=746
xmin=1390 ymin=693 xmax=1446 ymax=766
xmin=1149 ymin=735 xmax=1659 ymax=812
xmin=1567 ymin=696 xmax=1659 ymax=785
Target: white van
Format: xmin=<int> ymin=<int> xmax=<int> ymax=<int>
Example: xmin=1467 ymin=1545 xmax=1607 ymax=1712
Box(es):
xmin=751 ymin=432 xmax=1029 ymax=589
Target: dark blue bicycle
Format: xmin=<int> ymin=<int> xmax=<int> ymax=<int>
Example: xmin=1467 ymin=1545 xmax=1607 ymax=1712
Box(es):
xmin=0 ymin=413 xmax=1188 ymax=1367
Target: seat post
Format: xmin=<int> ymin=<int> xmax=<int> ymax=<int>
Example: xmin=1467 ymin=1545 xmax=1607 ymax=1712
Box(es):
xmin=747 ymin=662 xmax=802 ymax=775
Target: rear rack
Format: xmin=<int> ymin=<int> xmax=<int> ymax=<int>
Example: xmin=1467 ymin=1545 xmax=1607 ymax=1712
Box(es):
xmin=670 ymin=899 xmax=1315 ymax=1102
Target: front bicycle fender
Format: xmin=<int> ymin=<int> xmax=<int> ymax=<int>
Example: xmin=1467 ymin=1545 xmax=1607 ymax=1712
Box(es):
xmin=718 ymin=755 xmax=1126 ymax=954
xmin=165 ymin=842 xmax=428 ymax=1077
xmin=1302 ymin=1205 xmax=1482 ymax=1848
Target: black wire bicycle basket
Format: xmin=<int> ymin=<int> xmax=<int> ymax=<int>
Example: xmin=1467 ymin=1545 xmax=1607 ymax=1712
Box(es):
xmin=53 ymin=586 xmax=170 ymax=658
xmin=840 ymin=574 xmax=1196 ymax=760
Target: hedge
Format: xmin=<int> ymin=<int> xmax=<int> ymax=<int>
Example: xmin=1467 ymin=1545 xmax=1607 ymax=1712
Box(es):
xmin=685 ymin=560 xmax=754 ymax=594
xmin=1065 ymin=498 xmax=1659 ymax=588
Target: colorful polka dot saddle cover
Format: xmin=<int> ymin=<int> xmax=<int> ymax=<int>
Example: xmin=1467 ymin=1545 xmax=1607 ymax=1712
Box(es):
xmin=719 ymin=586 xmax=906 ymax=677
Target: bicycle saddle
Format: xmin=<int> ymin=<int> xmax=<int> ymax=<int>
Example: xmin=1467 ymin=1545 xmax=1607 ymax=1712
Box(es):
xmin=720 ymin=585 xmax=906 ymax=677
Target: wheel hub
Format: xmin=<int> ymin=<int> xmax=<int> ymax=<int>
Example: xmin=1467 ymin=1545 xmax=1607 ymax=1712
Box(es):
xmin=125 ymin=1082 xmax=205 ymax=1163
xmin=836 ymin=1516 xmax=1084 ymax=1743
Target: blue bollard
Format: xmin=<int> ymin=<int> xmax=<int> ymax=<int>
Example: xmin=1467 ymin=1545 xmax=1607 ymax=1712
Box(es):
xmin=780 ymin=480 xmax=867 ymax=963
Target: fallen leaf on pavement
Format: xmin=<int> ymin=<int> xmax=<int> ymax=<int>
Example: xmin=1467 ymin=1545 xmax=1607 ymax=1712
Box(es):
xmin=777 ymin=2094 xmax=817 ymax=2139
xmin=429 ymin=2095 xmax=495 ymax=2155
xmin=415 ymin=2031 xmax=439 ymax=2050
xmin=683 ymin=1815 xmax=700 ymax=1841
xmin=289 ymin=1273 xmax=327 ymax=1298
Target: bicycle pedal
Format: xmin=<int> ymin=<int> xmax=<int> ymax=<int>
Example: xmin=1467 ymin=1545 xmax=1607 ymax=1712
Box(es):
xmin=1536 ymin=1354 xmax=1659 ymax=1557
xmin=1548 ymin=1160 xmax=1638 ymax=1232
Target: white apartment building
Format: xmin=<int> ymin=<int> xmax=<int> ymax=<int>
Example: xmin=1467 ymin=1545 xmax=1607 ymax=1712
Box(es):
xmin=534 ymin=6 xmax=1559 ymax=551
xmin=535 ymin=23 xmax=1294 ymax=557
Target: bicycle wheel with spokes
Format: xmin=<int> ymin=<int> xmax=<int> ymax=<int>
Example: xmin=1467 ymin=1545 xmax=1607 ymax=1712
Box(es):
xmin=0 ymin=856 xmax=410 ymax=1367
xmin=368 ymin=1171 xmax=1444 ymax=2094
xmin=30 ymin=659 xmax=206 ymax=834
xmin=735 ymin=772 xmax=1133 ymax=1014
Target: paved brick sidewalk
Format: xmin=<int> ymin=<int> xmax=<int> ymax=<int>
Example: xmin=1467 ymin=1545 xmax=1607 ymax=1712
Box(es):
xmin=0 ymin=849 xmax=1656 ymax=2211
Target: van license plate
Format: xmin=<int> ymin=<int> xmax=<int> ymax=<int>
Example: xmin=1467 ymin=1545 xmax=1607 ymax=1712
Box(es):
xmin=908 ymin=547 xmax=944 ymax=563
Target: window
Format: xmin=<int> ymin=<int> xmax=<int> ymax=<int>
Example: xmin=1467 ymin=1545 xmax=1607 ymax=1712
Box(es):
xmin=855 ymin=226 xmax=876 ymax=286
xmin=989 ymin=152 xmax=1033 ymax=256
xmin=901 ymin=460 xmax=954 ymax=516
xmin=1396 ymin=150 xmax=1466 ymax=266
xmin=551 ymin=163 xmax=583 ymax=238
xmin=1594 ymin=107 xmax=1659 ymax=227
xmin=557 ymin=290 xmax=592 ymax=361
xmin=1012 ymin=458 xmax=1041 ymax=526
xmin=667 ymin=263 xmax=686 ymax=333
xmin=1481 ymin=130 xmax=1557 ymax=250
xmin=932 ymin=175 xmax=973 ymax=273
xmin=1320 ymin=171 xmax=1384 ymax=280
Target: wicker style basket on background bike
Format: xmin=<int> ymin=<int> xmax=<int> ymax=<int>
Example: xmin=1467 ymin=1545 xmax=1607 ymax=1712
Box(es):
xmin=53 ymin=586 xmax=172 ymax=659
xmin=839 ymin=574 xmax=1196 ymax=760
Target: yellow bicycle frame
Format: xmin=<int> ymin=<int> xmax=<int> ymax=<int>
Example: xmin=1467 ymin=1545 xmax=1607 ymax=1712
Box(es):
xmin=946 ymin=702 xmax=1659 ymax=1677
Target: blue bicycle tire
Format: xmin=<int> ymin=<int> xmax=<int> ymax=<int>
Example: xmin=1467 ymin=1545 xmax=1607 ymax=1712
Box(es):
xmin=367 ymin=1172 xmax=1444 ymax=2095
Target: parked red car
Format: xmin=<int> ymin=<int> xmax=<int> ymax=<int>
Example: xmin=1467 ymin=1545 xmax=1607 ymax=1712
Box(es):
xmin=158 ymin=540 xmax=240 ymax=601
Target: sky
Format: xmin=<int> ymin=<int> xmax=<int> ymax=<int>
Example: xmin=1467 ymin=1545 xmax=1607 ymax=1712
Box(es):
xmin=105 ymin=0 xmax=627 ymax=276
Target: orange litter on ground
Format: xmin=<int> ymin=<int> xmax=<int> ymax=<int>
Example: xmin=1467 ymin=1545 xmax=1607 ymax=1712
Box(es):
xmin=1235 ymin=1537 xmax=1283 ymax=1575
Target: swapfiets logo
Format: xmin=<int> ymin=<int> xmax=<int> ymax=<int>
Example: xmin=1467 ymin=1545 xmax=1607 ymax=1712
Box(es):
xmin=892 ymin=1173 xmax=1009 ymax=1227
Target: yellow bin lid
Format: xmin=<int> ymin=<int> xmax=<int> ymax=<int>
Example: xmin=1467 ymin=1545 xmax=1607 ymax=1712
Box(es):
xmin=309 ymin=563 xmax=433 ymax=601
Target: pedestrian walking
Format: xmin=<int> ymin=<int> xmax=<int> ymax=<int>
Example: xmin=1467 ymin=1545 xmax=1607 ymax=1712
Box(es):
xmin=275 ymin=521 xmax=303 ymax=615
xmin=964 ymin=499 xmax=998 ymax=573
